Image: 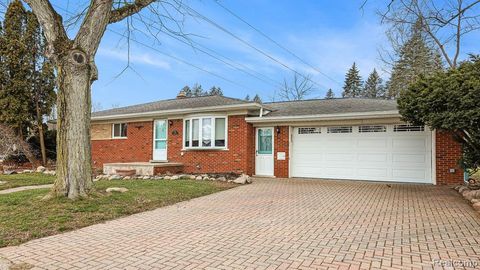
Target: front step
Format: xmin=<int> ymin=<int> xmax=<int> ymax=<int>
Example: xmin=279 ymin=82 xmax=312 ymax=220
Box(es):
xmin=103 ymin=162 xmax=184 ymax=176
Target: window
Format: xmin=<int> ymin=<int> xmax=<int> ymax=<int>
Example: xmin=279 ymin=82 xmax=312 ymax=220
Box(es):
xmin=327 ymin=126 xmax=352 ymax=133
xmin=298 ymin=127 xmax=321 ymax=134
xmin=394 ymin=124 xmax=425 ymax=132
xmin=359 ymin=125 xmax=386 ymax=133
xmin=112 ymin=123 xmax=127 ymax=138
xmin=184 ymin=116 xmax=227 ymax=149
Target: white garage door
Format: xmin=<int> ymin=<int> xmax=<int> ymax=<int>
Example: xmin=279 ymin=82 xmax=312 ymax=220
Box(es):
xmin=291 ymin=124 xmax=432 ymax=183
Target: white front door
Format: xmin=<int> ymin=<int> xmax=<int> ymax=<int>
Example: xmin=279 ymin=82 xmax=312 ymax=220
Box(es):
xmin=255 ymin=127 xmax=274 ymax=176
xmin=153 ymin=120 xmax=168 ymax=161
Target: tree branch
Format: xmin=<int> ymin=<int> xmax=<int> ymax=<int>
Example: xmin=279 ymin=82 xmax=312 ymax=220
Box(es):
xmin=109 ymin=0 xmax=156 ymax=24
xmin=23 ymin=0 xmax=69 ymax=59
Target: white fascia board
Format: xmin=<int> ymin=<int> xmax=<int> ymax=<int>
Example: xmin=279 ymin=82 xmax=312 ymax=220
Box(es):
xmin=245 ymin=110 xmax=400 ymax=123
xmin=91 ymin=103 xmax=263 ymax=121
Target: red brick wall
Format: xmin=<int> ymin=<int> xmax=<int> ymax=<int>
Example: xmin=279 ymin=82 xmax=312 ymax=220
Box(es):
xmin=91 ymin=121 xmax=153 ymax=168
xmin=167 ymin=115 xmax=254 ymax=175
xmin=435 ymin=130 xmax=464 ymax=185
xmin=274 ymin=126 xmax=289 ymax=178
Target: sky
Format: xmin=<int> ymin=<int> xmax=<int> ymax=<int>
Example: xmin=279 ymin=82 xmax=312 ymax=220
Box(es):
xmin=4 ymin=0 xmax=479 ymax=109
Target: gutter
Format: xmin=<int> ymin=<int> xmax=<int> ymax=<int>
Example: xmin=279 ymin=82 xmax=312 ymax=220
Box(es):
xmin=91 ymin=103 xmax=264 ymax=121
xmin=245 ymin=110 xmax=401 ymax=123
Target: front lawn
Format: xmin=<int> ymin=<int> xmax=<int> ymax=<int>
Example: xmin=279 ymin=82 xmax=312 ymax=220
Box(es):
xmin=0 ymin=173 xmax=55 ymax=190
xmin=0 ymin=179 xmax=236 ymax=247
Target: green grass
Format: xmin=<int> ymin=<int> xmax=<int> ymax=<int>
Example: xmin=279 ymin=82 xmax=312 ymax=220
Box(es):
xmin=0 ymin=173 xmax=55 ymax=190
xmin=0 ymin=179 xmax=236 ymax=247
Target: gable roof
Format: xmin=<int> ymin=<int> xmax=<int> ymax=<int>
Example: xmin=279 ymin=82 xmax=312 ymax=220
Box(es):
xmin=263 ymin=98 xmax=398 ymax=117
xmin=92 ymin=95 xmax=260 ymax=120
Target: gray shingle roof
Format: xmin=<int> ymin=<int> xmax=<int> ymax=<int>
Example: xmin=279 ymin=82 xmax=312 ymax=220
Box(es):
xmin=92 ymin=95 xmax=254 ymax=117
xmin=263 ymin=98 xmax=398 ymax=117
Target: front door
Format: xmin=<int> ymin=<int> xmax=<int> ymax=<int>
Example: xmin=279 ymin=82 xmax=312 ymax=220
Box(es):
xmin=255 ymin=127 xmax=274 ymax=176
xmin=153 ymin=120 xmax=167 ymax=161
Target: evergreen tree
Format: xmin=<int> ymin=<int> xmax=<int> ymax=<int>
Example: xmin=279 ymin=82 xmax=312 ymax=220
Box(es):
xmin=253 ymin=94 xmax=262 ymax=103
xmin=0 ymin=0 xmax=31 ymax=136
xmin=244 ymin=94 xmax=250 ymax=101
xmin=387 ymin=19 xmax=443 ymax=99
xmin=362 ymin=69 xmax=384 ymax=98
xmin=181 ymin=85 xmax=192 ymax=97
xmin=325 ymin=89 xmax=335 ymax=99
xmin=191 ymin=83 xmax=204 ymax=97
xmin=209 ymin=86 xmax=223 ymax=96
xmin=342 ymin=62 xmax=363 ymax=98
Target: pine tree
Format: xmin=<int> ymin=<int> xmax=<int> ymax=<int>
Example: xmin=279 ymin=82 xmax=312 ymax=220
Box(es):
xmin=244 ymin=94 xmax=250 ymax=101
xmin=209 ymin=86 xmax=223 ymax=96
xmin=0 ymin=0 xmax=32 ymax=136
xmin=387 ymin=19 xmax=443 ymax=98
xmin=253 ymin=94 xmax=262 ymax=103
xmin=362 ymin=69 xmax=384 ymax=98
xmin=342 ymin=62 xmax=363 ymax=98
xmin=181 ymin=85 xmax=192 ymax=97
xmin=191 ymin=83 xmax=204 ymax=97
xmin=325 ymin=89 xmax=335 ymax=99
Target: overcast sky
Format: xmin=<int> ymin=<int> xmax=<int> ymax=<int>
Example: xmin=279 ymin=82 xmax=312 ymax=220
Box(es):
xmin=17 ymin=1 xmax=480 ymax=108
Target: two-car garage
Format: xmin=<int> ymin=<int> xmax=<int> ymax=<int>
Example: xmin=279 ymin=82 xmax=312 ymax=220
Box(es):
xmin=290 ymin=124 xmax=433 ymax=183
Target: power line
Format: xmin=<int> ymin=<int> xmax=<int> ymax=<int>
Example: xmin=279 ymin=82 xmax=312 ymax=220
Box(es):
xmin=51 ymin=3 xmax=260 ymax=93
xmin=214 ymin=0 xmax=342 ymax=86
xmin=131 ymin=17 xmax=284 ymax=89
xmin=179 ymin=3 xmax=329 ymax=90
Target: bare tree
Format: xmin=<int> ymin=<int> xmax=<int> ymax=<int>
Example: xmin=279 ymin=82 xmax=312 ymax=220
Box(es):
xmin=379 ymin=0 xmax=480 ymax=69
xmin=0 ymin=124 xmax=37 ymax=167
xmin=278 ymin=73 xmax=316 ymax=101
xmin=12 ymin=0 xmax=189 ymax=199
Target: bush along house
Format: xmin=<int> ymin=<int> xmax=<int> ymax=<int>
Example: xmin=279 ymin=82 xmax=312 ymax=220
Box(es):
xmin=91 ymin=91 xmax=464 ymax=185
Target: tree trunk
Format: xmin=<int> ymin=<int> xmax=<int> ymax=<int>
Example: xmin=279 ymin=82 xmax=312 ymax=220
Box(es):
xmin=36 ymin=102 xmax=47 ymax=166
xmin=51 ymin=49 xmax=93 ymax=199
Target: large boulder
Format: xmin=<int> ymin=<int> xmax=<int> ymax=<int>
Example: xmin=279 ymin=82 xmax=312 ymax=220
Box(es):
xmin=463 ymin=190 xmax=480 ymax=201
xmin=472 ymin=202 xmax=480 ymax=212
xmin=233 ymin=174 xmax=251 ymax=184
xmin=36 ymin=166 xmax=46 ymax=173
xmin=106 ymin=187 xmax=129 ymax=193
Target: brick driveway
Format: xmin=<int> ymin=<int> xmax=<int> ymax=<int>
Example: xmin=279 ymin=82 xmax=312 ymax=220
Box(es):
xmin=1 ymin=178 xmax=480 ymax=269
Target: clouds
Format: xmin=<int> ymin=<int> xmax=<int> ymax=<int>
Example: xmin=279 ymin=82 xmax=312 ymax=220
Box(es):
xmin=97 ymin=48 xmax=171 ymax=70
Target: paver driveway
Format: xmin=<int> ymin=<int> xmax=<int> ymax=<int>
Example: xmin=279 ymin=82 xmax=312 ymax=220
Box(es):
xmin=1 ymin=178 xmax=480 ymax=269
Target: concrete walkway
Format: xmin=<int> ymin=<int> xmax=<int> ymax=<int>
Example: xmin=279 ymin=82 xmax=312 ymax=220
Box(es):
xmin=0 ymin=184 xmax=52 ymax=194
xmin=1 ymin=178 xmax=480 ymax=269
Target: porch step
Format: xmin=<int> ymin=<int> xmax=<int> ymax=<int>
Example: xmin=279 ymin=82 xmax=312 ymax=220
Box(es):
xmin=103 ymin=162 xmax=184 ymax=176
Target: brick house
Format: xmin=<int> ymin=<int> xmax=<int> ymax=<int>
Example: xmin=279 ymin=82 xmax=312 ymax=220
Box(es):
xmin=91 ymin=93 xmax=464 ymax=185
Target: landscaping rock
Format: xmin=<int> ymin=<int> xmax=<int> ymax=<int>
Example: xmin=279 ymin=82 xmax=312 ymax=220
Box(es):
xmin=217 ymin=176 xmax=227 ymax=182
xmin=464 ymin=190 xmax=480 ymax=201
xmin=142 ymin=176 xmax=151 ymax=180
xmin=3 ymin=170 xmax=16 ymax=175
xmin=233 ymin=174 xmax=251 ymax=184
xmin=108 ymin=175 xmax=122 ymax=180
xmin=106 ymin=187 xmax=129 ymax=193
xmin=195 ymin=176 xmax=203 ymax=181
xmin=36 ymin=166 xmax=46 ymax=173
xmin=473 ymin=202 xmax=480 ymax=211
xmin=171 ymin=175 xmax=179 ymax=180
xmin=22 ymin=169 xmax=33 ymax=174
xmin=44 ymin=170 xmax=56 ymax=175
xmin=458 ymin=186 xmax=470 ymax=194
xmin=203 ymin=176 xmax=210 ymax=181
xmin=453 ymin=185 xmax=463 ymax=191
xmin=188 ymin=175 xmax=196 ymax=180
xmin=164 ymin=176 xmax=172 ymax=180
xmin=124 ymin=176 xmax=131 ymax=180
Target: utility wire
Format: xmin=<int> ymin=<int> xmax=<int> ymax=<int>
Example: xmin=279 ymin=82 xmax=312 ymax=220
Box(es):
xmin=131 ymin=17 xmax=284 ymax=89
xmin=179 ymin=3 xmax=329 ymax=90
xmin=51 ymin=3 xmax=259 ymax=93
xmin=214 ymin=0 xmax=341 ymax=86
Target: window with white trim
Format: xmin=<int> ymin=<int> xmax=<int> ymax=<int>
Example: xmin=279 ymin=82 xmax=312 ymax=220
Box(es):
xmin=327 ymin=126 xmax=352 ymax=133
xmin=393 ymin=124 xmax=425 ymax=132
xmin=184 ymin=116 xmax=227 ymax=149
xmin=112 ymin=123 xmax=127 ymax=138
xmin=359 ymin=125 xmax=386 ymax=133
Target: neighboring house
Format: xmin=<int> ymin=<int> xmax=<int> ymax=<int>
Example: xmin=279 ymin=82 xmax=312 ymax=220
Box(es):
xmin=91 ymin=92 xmax=464 ymax=185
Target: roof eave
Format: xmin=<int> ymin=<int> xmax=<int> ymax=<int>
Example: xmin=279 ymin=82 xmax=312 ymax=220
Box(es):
xmin=91 ymin=103 xmax=263 ymax=121
xmin=245 ymin=110 xmax=401 ymax=123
